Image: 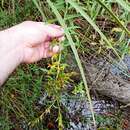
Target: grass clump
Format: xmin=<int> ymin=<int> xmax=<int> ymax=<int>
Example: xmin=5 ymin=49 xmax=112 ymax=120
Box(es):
xmin=0 ymin=0 xmax=130 ymax=130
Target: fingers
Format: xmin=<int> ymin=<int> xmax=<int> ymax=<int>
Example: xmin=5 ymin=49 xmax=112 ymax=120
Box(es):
xmin=21 ymin=21 xmax=65 ymax=63
xmin=37 ymin=22 xmax=64 ymax=40
xmin=45 ymin=24 xmax=64 ymax=39
xmin=43 ymin=43 xmax=61 ymax=58
xmin=17 ymin=21 xmax=64 ymax=46
xmin=49 ymin=24 xmax=62 ymax=30
xmin=46 ymin=45 xmax=61 ymax=57
xmin=40 ymin=42 xmax=60 ymax=58
xmin=58 ymin=36 xmax=65 ymax=42
xmin=24 ymin=42 xmax=61 ymax=63
xmin=52 ymin=45 xmax=60 ymax=53
xmin=23 ymin=44 xmax=44 ymax=63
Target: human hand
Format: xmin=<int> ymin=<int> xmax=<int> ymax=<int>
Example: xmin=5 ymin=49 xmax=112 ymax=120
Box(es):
xmin=0 ymin=21 xmax=64 ymax=85
xmin=1 ymin=21 xmax=64 ymax=63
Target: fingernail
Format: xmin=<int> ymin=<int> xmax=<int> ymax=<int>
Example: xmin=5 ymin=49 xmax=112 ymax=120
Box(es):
xmin=59 ymin=36 xmax=65 ymax=41
xmin=52 ymin=45 xmax=60 ymax=53
xmin=60 ymin=28 xmax=64 ymax=33
xmin=59 ymin=45 xmax=64 ymax=51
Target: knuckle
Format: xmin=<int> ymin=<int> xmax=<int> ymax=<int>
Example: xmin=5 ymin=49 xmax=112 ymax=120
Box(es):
xmin=22 ymin=21 xmax=34 ymax=25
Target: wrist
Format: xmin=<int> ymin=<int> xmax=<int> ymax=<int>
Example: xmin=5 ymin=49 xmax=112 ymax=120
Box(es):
xmin=0 ymin=47 xmax=23 ymax=86
xmin=0 ymin=27 xmax=24 ymax=62
xmin=0 ymin=28 xmax=20 ymax=52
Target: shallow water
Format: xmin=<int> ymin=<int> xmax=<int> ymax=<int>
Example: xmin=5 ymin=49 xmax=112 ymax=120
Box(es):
xmin=61 ymin=93 xmax=120 ymax=130
xmin=35 ymin=55 xmax=130 ymax=130
xmin=111 ymin=55 xmax=130 ymax=80
xmin=62 ymin=55 xmax=130 ymax=130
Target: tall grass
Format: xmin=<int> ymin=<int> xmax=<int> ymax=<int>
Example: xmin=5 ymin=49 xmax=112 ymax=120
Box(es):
xmin=69 ymin=0 xmax=129 ymax=72
xmin=1 ymin=0 xmax=130 ymax=129
xmin=116 ymin=0 xmax=130 ymax=12
xmin=32 ymin=0 xmax=46 ymax=21
xmin=67 ymin=0 xmax=130 ymax=62
xmin=32 ymin=0 xmax=96 ymax=128
xmin=32 ymin=0 xmax=130 ymax=128
xmin=46 ymin=0 xmax=96 ymax=128
xmin=96 ymin=0 xmax=130 ymax=36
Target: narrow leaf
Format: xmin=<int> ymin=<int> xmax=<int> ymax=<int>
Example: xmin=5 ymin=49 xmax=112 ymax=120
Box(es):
xmin=116 ymin=0 xmax=130 ymax=12
xmin=47 ymin=0 xmax=96 ymax=127
xmin=67 ymin=0 xmax=121 ymax=60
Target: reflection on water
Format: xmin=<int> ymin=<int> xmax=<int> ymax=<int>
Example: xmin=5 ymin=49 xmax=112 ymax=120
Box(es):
xmin=111 ymin=55 xmax=130 ymax=80
xmin=61 ymin=93 xmax=120 ymax=130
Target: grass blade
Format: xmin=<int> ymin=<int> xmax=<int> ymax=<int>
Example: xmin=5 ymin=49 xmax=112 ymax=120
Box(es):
xmin=47 ymin=0 xmax=96 ymax=128
xmin=32 ymin=0 xmax=46 ymax=22
xmin=67 ymin=0 xmax=121 ymax=60
xmin=96 ymin=0 xmax=130 ymax=36
xmin=116 ymin=0 xmax=130 ymax=12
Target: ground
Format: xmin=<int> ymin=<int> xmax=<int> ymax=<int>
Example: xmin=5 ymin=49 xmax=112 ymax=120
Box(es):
xmin=0 ymin=0 xmax=130 ymax=130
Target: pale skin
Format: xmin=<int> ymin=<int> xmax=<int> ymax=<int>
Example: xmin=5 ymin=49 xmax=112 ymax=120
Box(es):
xmin=0 ymin=21 xmax=64 ymax=86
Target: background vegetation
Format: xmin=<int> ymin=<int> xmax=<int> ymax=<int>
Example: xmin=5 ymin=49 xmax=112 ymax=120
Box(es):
xmin=0 ymin=0 xmax=130 ymax=130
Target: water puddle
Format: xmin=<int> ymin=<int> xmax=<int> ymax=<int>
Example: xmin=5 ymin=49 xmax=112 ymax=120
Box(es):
xmin=35 ymin=55 xmax=130 ymax=130
xmin=111 ymin=55 xmax=130 ymax=80
xmin=61 ymin=93 xmax=120 ymax=130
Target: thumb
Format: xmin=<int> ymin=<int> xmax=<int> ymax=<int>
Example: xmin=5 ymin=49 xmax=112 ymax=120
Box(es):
xmin=44 ymin=24 xmax=64 ymax=39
